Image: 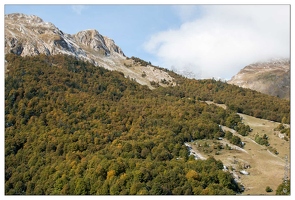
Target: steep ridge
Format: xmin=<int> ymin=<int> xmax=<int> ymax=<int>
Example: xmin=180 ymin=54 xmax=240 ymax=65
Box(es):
xmin=4 ymin=13 xmax=175 ymax=89
xmin=4 ymin=13 xmax=124 ymax=58
xmin=228 ymin=59 xmax=290 ymax=99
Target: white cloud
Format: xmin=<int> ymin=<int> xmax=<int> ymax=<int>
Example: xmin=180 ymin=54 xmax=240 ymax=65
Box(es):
xmin=144 ymin=5 xmax=290 ymax=80
xmin=71 ymin=5 xmax=87 ymax=15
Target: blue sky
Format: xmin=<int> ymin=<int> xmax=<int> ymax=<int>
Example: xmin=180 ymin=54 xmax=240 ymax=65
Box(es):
xmin=4 ymin=3 xmax=291 ymax=80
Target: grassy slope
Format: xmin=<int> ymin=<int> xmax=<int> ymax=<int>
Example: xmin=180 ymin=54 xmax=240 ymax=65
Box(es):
xmin=190 ymin=102 xmax=290 ymax=195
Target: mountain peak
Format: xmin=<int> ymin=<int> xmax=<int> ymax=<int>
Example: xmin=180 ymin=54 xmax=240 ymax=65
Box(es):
xmin=72 ymin=29 xmax=124 ymax=57
xmin=5 ymin=13 xmax=125 ymax=58
xmin=5 ymin=13 xmax=175 ymax=89
xmin=228 ymin=59 xmax=290 ymax=99
xmin=5 ymin=13 xmax=44 ymax=23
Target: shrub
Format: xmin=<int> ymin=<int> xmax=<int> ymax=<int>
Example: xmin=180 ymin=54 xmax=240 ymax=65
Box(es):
xmin=265 ymin=186 xmax=273 ymax=192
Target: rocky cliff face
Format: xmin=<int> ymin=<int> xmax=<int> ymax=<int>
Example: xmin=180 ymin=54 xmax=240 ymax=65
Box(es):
xmin=228 ymin=59 xmax=290 ymax=99
xmin=72 ymin=29 xmax=125 ymax=57
xmin=5 ymin=13 xmax=174 ymax=89
xmin=5 ymin=13 xmax=124 ymax=60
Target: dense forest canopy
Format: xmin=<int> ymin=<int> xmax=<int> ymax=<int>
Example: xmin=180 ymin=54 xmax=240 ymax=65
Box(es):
xmin=5 ymin=54 xmax=290 ymax=195
xmin=161 ymin=71 xmax=290 ymax=124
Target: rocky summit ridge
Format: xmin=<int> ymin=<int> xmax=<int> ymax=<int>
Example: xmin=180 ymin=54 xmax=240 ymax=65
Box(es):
xmin=5 ymin=13 xmax=175 ymax=89
xmin=228 ymin=58 xmax=290 ymax=99
xmin=5 ymin=13 xmax=124 ymax=62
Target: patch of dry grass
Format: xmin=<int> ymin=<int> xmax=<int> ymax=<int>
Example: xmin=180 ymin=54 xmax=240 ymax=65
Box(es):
xmin=191 ymin=103 xmax=290 ymax=195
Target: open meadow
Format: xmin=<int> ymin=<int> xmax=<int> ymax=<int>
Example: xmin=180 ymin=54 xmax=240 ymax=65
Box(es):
xmin=189 ymin=102 xmax=290 ymax=195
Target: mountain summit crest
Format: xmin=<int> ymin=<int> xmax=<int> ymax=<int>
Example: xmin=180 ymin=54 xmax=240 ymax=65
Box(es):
xmin=5 ymin=13 xmax=175 ymax=89
xmin=228 ymin=58 xmax=290 ymax=99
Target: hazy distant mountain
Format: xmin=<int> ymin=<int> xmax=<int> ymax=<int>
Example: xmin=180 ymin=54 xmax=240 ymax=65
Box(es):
xmin=228 ymin=59 xmax=290 ymax=99
xmin=4 ymin=13 xmax=175 ymax=89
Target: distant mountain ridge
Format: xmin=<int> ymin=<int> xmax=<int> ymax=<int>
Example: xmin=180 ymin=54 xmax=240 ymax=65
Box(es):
xmin=4 ymin=13 xmax=175 ymax=89
xmin=228 ymin=58 xmax=290 ymax=99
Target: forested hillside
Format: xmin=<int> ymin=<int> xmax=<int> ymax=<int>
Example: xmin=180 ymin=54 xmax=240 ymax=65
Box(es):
xmin=164 ymin=71 xmax=290 ymax=124
xmin=5 ymin=54 xmax=289 ymax=195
